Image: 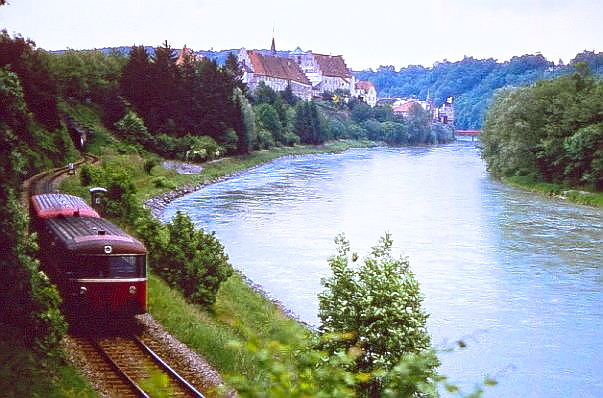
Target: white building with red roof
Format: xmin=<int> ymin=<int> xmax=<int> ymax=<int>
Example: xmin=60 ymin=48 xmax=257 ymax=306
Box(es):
xmin=355 ymin=80 xmax=377 ymax=107
xmin=238 ymin=49 xmax=312 ymax=100
xmin=288 ymin=47 xmax=355 ymax=97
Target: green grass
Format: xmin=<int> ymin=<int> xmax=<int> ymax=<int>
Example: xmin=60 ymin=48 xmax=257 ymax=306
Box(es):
xmin=58 ymin=101 xmax=119 ymax=156
xmin=56 ymin=139 xmax=372 ymax=391
xmin=61 ymin=139 xmax=376 ymax=204
xmin=503 ymin=175 xmax=603 ymax=207
xmin=148 ymin=272 xmax=310 ymax=386
xmin=136 ymin=139 xmax=377 ymax=201
xmin=0 ymin=326 xmax=97 ymax=397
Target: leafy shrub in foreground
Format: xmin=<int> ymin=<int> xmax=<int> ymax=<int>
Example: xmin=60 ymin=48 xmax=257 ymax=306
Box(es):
xmin=318 ymin=233 xmax=438 ymax=396
xmin=156 ymin=211 xmax=233 ymax=308
xmin=0 ymin=187 xmax=66 ymax=352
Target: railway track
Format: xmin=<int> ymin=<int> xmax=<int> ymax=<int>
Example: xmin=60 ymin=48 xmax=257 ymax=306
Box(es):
xmin=23 ymin=153 xmax=214 ymax=397
xmin=74 ymin=334 xmax=206 ymax=397
xmin=21 ymin=153 xmax=99 ymax=206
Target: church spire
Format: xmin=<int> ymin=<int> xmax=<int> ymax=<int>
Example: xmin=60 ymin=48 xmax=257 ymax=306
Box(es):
xmin=271 ymin=24 xmax=276 ymax=55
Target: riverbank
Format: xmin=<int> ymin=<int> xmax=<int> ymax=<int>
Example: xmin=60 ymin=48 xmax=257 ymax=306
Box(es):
xmin=502 ymin=175 xmax=603 ymax=207
xmin=58 ymin=139 xmax=378 ymax=390
xmin=144 ymin=139 xmax=378 ymax=218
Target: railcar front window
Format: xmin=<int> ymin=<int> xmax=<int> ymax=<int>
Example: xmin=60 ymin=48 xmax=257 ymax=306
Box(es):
xmin=73 ymin=255 xmax=146 ymax=278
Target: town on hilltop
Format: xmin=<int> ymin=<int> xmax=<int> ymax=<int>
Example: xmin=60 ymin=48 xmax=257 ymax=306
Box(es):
xmin=177 ymin=37 xmax=456 ymax=126
xmin=177 ymin=37 xmax=378 ymax=107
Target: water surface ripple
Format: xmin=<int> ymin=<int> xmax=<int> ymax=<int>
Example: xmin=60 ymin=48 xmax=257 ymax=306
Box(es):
xmin=163 ymin=143 xmax=603 ymax=397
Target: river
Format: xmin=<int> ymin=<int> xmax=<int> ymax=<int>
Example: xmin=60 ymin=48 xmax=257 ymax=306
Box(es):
xmin=162 ymin=143 xmax=603 ymax=397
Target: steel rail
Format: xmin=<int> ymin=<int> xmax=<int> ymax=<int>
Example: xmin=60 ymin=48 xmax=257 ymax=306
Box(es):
xmin=132 ymin=335 xmax=207 ymax=398
xmin=90 ymin=337 xmax=150 ymax=398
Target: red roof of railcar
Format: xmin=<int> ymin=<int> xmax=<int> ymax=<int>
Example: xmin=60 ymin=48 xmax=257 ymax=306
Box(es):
xmin=31 ymin=194 xmax=100 ymax=219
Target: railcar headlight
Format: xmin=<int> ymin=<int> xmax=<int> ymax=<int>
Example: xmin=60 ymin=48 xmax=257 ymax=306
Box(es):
xmin=129 ymin=286 xmax=137 ymax=295
xmin=79 ymin=286 xmax=87 ymax=295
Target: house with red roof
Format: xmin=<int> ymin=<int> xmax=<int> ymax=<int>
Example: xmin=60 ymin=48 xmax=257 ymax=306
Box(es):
xmin=238 ymin=49 xmax=312 ymax=100
xmin=237 ymin=39 xmax=357 ymax=100
xmin=175 ymin=45 xmax=203 ymax=66
xmin=355 ymin=80 xmax=377 ymax=107
xmin=392 ymin=100 xmax=422 ymax=117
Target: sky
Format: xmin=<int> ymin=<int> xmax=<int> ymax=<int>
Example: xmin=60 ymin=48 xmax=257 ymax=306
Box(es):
xmin=1 ymin=0 xmax=601 ymax=70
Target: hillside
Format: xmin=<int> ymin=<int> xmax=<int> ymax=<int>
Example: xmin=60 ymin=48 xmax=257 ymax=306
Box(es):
xmin=354 ymin=50 xmax=603 ymax=129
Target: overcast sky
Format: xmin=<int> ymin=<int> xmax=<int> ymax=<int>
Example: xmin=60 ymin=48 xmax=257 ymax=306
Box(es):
xmin=1 ymin=0 xmax=601 ymax=70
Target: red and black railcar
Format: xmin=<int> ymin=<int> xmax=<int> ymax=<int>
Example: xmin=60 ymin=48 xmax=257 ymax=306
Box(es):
xmin=36 ymin=215 xmax=147 ymax=319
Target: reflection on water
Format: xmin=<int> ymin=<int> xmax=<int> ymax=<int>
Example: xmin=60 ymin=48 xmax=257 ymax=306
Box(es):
xmin=164 ymin=143 xmax=603 ymax=397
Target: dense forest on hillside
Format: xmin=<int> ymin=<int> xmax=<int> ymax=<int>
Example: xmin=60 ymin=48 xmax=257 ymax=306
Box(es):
xmin=355 ymin=51 xmax=603 ymax=129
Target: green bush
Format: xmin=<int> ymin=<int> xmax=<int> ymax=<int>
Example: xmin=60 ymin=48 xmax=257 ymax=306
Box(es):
xmin=227 ymin=322 xmax=442 ymax=398
xmin=156 ymin=211 xmax=233 ymax=308
xmin=318 ymin=233 xmax=438 ymax=396
xmin=151 ymin=176 xmax=176 ymax=189
xmin=114 ymin=110 xmax=153 ymax=145
xmin=0 ymin=187 xmax=66 ymax=352
xmin=184 ymin=135 xmax=225 ymax=162
xmin=143 ymin=157 xmax=159 ymax=175
xmin=221 ymin=128 xmax=239 ymax=153
xmin=282 ymin=130 xmax=301 ymax=146
xmin=257 ymin=129 xmax=276 ymax=149
xmin=78 ymin=163 xmax=138 ymax=220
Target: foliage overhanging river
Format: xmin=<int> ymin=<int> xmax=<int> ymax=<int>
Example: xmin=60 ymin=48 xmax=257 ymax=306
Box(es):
xmin=163 ymin=143 xmax=602 ymax=397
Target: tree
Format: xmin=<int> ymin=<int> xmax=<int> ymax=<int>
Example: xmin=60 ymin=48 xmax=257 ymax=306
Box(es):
xmin=280 ymin=83 xmax=299 ymax=106
xmin=350 ymin=100 xmax=373 ymax=123
xmin=224 ymin=51 xmax=246 ymax=94
xmin=149 ymin=40 xmax=179 ymax=133
xmin=0 ymin=186 xmax=66 ymax=352
xmin=233 ymin=87 xmax=257 ymax=152
xmin=0 ymin=30 xmax=60 ymax=129
xmin=253 ymin=81 xmax=278 ymax=104
xmin=381 ymin=121 xmax=408 ymax=144
xmin=159 ymin=211 xmax=233 ymax=307
xmin=120 ymin=45 xmax=152 ymax=121
xmin=406 ymin=103 xmax=432 ymax=144
xmin=318 ymin=234 xmax=438 ymax=396
xmin=255 ymin=103 xmax=284 ymax=144
xmin=563 ymin=123 xmax=603 ymax=189
xmin=114 ymin=110 xmax=152 ymax=146
xmin=481 ymin=66 xmax=603 ymax=190
xmin=294 ymin=101 xmax=323 ymax=144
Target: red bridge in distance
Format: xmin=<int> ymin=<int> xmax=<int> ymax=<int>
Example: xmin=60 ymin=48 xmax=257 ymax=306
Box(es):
xmin=455 ymin=130 xmax=481 ymax=141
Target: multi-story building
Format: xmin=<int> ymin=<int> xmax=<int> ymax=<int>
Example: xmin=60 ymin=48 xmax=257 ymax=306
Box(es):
xmin=238 ymin=49 xmax=313 ymax=100
xmin=238 ymin=37 xmax=359 ymax=100
xmin=355 ymin=80 xmax=377 ymax=107
xmin=287 ymin=47 xmax=355 ymax=97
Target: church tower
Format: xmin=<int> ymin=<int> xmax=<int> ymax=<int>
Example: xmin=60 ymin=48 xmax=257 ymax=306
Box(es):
xmin=271 ymin=25 xmax=276 ymax=55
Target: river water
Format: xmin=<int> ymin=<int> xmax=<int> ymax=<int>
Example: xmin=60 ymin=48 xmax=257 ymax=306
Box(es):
xmin=163 ymin=143 xmax=603 ymax=397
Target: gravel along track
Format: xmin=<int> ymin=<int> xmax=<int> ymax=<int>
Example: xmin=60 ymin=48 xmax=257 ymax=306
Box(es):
xmin=68 ymin=332 xmax=206 ymax=397
xmin=24 ymin=154 xmax=233 ymax=397
xmin=64 ymin=315 xmax=232 ymax=398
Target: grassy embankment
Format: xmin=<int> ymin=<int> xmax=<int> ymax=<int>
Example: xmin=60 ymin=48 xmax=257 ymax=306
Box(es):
xmin=57 ymin=104 xmax=376 ymax=392
xmin=0 ymin=328 xmax=97 ymax=397
xmin=502 ymin=175 xmax=603 ymax=208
